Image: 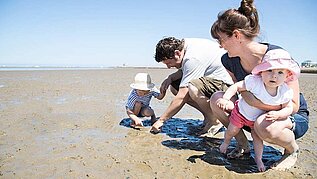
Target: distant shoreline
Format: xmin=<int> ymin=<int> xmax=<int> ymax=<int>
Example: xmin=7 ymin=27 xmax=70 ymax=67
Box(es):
xmin=300 ymin=68 xmax=317 ymax=74
xmin=0 ymin=66 xmax=168 ymax=71
xmin=0 ymin=66 xmax=316 ymax=73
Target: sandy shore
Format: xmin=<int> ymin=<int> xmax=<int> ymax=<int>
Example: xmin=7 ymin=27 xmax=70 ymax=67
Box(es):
xmin=0 ymin=68 xmax=316 ymax=178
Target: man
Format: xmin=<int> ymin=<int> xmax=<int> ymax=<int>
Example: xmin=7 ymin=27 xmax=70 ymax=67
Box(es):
xmin=150 ymin=37 xmax=233 ymax=134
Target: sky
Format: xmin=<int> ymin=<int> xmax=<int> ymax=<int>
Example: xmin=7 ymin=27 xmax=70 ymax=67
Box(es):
xmin=0 ymin=0 xmax=316 ymax=67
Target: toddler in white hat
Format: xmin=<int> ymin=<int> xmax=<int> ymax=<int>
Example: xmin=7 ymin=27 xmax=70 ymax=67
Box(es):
xmin=126 ymin=73 xmax=165 ymax=127
xmin=216 ymin=48 xmax=300 ymax=172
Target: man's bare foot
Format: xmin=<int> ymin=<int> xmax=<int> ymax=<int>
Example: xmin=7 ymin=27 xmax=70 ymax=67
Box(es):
xmin=227 ymin=145 xmax=251 ymax=159
xmin=271 ymin=149 xmax=299 ymax=171
xmin=199 ymin=122 xmax=223 ymax=137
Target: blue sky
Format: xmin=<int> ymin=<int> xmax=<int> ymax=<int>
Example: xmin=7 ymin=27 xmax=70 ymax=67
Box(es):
xmin=0 ymin=0 xmax=316 ymax=67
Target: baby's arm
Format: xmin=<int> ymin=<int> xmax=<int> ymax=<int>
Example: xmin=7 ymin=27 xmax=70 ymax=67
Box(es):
xmin=265 ymin=101 xmax=293 ymax=121
xmin=216 ymin=80 xmax=246 ymax=111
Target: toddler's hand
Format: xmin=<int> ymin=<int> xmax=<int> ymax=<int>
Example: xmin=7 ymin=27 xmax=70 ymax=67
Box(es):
xmin=131 ymin=118 xmax=143 ymax=127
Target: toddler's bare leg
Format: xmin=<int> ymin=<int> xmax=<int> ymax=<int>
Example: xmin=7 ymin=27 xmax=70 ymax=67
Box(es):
xmin=141 ymin=107 xmax=156 ymax=125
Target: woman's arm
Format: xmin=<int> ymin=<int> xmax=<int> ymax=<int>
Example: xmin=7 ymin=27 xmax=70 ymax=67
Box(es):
xmin=287 ymin=79 xmax=300 ymax=113
xmin=227 ymin=70 xmax=238 ymax=83
xmin=241 ymin=91 xmax=281 ymax=111
xmin=265 ymin=101 xmax=293 ymax=121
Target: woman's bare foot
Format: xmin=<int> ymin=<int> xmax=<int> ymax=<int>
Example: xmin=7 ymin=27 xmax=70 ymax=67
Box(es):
xmin=271 ymin=149 xmax=299 ymax=171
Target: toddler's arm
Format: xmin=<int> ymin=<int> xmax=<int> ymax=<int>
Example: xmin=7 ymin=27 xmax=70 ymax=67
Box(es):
xmin=222 ymin=80 xmax=246 ymax=100
xmin=126 ymin=109 xmax=143 ymax=126
xmin=216 ymin=80 xmax=245 ymax=110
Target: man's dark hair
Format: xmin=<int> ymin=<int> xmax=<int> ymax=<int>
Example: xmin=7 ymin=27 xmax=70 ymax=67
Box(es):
xmin=154 ymin=37 xmax=185 ymax=62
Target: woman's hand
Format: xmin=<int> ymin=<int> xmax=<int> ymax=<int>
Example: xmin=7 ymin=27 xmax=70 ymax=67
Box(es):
xmin=265 ymin=111 xmax=280 ymax=121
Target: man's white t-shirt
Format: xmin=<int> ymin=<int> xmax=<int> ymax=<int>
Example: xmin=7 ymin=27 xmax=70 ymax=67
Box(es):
xmin=179 ymin=38 xmax=233 ymax=87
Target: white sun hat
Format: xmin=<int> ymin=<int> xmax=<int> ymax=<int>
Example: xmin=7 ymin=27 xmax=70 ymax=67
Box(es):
xmin=130 ymin=73 xmax=155 ymax=90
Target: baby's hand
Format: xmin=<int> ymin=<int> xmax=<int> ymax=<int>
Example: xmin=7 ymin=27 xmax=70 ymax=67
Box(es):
xmin=216 ymin=98 xmax=230 ymax=111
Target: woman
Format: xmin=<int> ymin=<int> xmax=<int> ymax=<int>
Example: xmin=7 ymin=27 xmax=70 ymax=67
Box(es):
xmin=209 ymin=0 xmax=309 ymax=171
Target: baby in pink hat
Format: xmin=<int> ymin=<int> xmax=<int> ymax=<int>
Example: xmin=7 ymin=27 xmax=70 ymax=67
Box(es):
xmin=216 ymin=49 xmax=300 ymax=172
xmin=126 ymin=73 xmax=165 ymax=127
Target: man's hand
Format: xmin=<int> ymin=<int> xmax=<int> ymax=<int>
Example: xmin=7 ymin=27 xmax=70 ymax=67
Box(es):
xmin=160 ymin=77 xmax=172 ymax=94
xmin=150 ymin=119 xmax=164 ymax=134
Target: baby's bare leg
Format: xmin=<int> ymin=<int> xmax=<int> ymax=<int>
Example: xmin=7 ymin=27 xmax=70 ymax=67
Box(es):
xmin=251 ymin=129 xmax=265 ymax=172
xmin=220 ymin=123 xmax=240 ymax=153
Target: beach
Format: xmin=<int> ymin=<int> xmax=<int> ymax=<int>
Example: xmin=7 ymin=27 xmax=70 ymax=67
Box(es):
xmin=0 ymin=68 xmax=316 ymax=178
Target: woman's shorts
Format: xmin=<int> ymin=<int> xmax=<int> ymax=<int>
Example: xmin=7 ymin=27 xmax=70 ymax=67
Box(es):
xmin=291 ymin=114 xmax=309 ymax=139
xmin=293 ymin=93 xmax=309 ymax=139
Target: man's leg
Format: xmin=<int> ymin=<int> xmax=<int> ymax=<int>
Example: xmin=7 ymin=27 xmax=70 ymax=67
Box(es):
xmin=188 ymin=83 xmax=223 ymax=135
xmin=169 ymin=76 xmax=222 ymax=135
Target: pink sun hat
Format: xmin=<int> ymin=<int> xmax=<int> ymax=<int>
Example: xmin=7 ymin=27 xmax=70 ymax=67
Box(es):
xmin=252 ymin=49 xmax=301 ymax=82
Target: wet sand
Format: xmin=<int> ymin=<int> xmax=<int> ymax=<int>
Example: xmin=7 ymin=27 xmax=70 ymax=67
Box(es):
xmin=0 ymin=68 xmax=316 ymax=178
